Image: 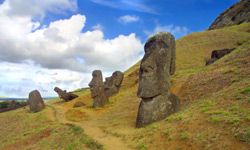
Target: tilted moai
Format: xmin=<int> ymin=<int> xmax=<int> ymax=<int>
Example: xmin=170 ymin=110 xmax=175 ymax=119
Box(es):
xmin=136 ymin=32 xmax=180 ymax=128
xmin=104 ymin=71 xmax=124 ymax=97
xmin=89 ymin=70 xmax=108 ymax=108
xmin=54 ymin=87 xmax=78 ymax=102
xmin=28 ymin=90 xmax=45 ymax=112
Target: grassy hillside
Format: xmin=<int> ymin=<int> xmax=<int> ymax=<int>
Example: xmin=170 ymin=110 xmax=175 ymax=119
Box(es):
xmin=0 ymin=23 xmax=249 ymax=150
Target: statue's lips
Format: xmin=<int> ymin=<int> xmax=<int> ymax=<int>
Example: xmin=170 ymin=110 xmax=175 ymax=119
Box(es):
xmin=140 ymin=93 xmax=160 ymax=100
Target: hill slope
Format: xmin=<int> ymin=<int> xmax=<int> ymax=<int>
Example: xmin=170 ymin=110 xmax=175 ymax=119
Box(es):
xmin=209 ymin=0 xmax=250 ymax=30
xmin=0 ymin=23 xmax=250 ymax=150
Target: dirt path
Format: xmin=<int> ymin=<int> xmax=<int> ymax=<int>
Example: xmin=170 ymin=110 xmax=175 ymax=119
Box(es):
xmin=46 ymin=104 xmax=132 ymax=150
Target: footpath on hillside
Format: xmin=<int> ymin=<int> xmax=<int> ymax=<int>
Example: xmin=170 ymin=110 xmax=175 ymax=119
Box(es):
xmin=46 ymin=104 xmax=132 ymax=150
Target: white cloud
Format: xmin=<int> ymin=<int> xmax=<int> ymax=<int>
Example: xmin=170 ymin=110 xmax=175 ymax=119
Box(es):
xmin=118 ymin=15 xmax=140 ymax=24
xmin=4 ymin=0 xmax=77 ymax=19
xmin=0 ymin=0 xmax=144 ymax=97
xmin=145 ymin=24 xmax=190 ymax=39
xmin=0 ymin=62 xmax=87 ymax=97
xmin=91 ymin=24 xmax=104 ymax=31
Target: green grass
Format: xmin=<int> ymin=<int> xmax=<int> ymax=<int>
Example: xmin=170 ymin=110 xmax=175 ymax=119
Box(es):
xmin=240 ymin=86 xmax=250 ymax=95
xmin=179 ymin=132 xmax=189 ymax=140
xmin=0 ymin=108 xmax=102 ymax=150
xmin=136 ymin=141 xmax=148 ymax=150
xmin=66 ymin=124 xmax=103 ymax=150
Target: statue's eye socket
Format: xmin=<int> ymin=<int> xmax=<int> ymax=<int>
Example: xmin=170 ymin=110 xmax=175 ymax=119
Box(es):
xmin=141 ymin=66 xmax=154 ymax=73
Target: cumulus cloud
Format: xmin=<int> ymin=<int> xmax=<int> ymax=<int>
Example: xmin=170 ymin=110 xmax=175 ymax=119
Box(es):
xmin=145 ymin=24 xmax=190 ymax=39
xmin=0 ymin=0 xmax=144 ymax=97
xmin=0 ymin=1 xmax=143 ymax=72
xmin=0 ymin=62 xmax=87 ymax=97
xmin=4 ymin=0 xmax=77 ymax=19
xmin=118 ymin=15 xmax=140 ymax=24
xmin=91 ymin=24 xmax=104 ymax=31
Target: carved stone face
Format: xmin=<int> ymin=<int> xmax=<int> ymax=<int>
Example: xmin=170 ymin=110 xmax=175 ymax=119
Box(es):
xmin=88 ymin=70 xmax=103 ymax=98
xmin=113 ymin=71 xmax=124 ymax=86
xmin=136 ymin=32 xmax=179 ymax=128
xmin=104 ymin=71 xmax=124 ymax=97
xmin=137 ymin=32 xmax=175 ymax=99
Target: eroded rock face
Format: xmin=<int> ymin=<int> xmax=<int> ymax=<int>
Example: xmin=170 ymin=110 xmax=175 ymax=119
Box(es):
xmin=89 ymin=70 xmax=108 ymax=108
xmin=28 ymin=90 xmax=45 ymax=112
xmin=209 ymin=0 xmax=250 ymax=30
xmin=136 ymin=32 xmax=180 ymax=128
xmin=104 ymin=71 xmax=124 ymax=97
xmin=54 ymin=87 xmax=78 ymax=102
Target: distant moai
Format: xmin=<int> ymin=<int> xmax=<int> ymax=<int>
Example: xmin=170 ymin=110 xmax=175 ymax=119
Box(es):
xmin=28 ymin=90 xmax=45 ymax=112
xmin=89 ymin=70 xmax=108 ymax=108
xmin=136 ymin=32 xmax=180 ymax=128
xmin=54 ymin=87 xmax=78 ymax=102
xmin=104 ymin=71 xmax=124 ymax=97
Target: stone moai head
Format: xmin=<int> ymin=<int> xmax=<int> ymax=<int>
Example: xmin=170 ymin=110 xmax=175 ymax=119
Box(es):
xmin=112 ymin=71 xmax=124 ymax=87
xmin=137 ymin=32 xmax=176 ymax=99
xmin=104 ymin=71 xmax=124 ymax=97
xmin=136 ymin=32 xmax=179 ymax=128
xmin=89 ymin=70 xmax=108 ymax=107
xmin=54 ymin=87 xmax=64 ymax=94
xmin=89 ymin=70 xmax=104 ymax=98
xmin=28 ymin=90 xmax=45 ymax=113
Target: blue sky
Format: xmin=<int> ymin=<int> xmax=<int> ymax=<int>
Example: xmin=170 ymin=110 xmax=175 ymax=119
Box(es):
xmin=0 ymin=0 xmax=238 ymax=97
xmin=39 ymin=0 xmax=238 ymax=40
xmin=77 ymin=0 xmax=237 ymax=39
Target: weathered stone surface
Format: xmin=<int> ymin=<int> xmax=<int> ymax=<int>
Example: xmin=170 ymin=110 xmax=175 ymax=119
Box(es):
xmin=206 ymin=48 xmax=235 ymax=65
xmin=104 ymin=71 xmax=124 ymax=97
xmin=89 ymin=70 xmax=108 ymax=108
xmin=28 ymin=90 xmax=45 ymax=112
xmin=136 ymin=32 xmax=180 ymax=128
xmin=73 ymin=101 xmax=85 ymax=108
xmin=209 ymin=0 xmax=250 ymax=30
xmin=54 ymin=87 xmax=78 ymax=102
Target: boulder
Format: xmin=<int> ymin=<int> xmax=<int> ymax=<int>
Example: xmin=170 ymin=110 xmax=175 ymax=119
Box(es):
xmin=54 ymin=87 xmax=78 ymax=102
xmin=206 ymin=48 xmax=235 ymax=65
xmin=136 ymin=32 xmax=180 ymax=128
xmin=28 ymin=90 xmax=45 ymax=112
xmin=104 ymin=71 xmax=124 ymax=97
xmin=89 ymin=70 xmax=108 ymax=108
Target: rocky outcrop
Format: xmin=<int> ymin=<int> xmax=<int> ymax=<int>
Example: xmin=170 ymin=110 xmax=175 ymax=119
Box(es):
xmin=104 ymin=71 xmax=124 ymax=97
xmin=89 ymin=70 xmax=108 ymax=108
xmin=136 ymin=32 xmax=180 ymax=128
xmin=28 ymin=90 xmax=45 ymax=112
xmin=54 ymin=87 xmax=78 ymax=102
xmin=206 ymin=48 xmax=235 ymax=65
xmin=209 ymin=0 xmax=250 ymax=30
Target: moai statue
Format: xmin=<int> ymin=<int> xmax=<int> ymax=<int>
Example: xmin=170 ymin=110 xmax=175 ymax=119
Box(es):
xmin=89 ymin=70 xmax=108 ymax=108
xmin=28 ymin=90 xmax=45 ymax=112
xmin=104 ymin=71 xmax=124 ymax=97
xmin=54 ymin=87 xmax=78 ymax=102
xmin=136 ymin=32 xmax=180 ymax=128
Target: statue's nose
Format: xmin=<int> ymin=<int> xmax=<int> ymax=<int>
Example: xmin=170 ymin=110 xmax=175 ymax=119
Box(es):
xmin=88 ymin=81 xmax=93 ymax=87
